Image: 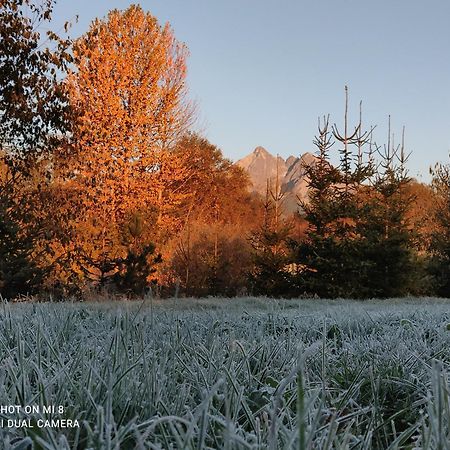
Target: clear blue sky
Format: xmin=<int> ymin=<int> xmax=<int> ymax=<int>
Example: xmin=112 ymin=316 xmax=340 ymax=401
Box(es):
xmin=51 ymin=0 xmax=450 ymax=180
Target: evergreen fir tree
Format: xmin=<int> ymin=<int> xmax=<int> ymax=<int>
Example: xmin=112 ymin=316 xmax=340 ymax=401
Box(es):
xmin=113 ymin=213 xmax=162 ymax=296
xmin=358 ymin=124 xmax=419 ymax=297
xmin=249 ymin=164 xmax=293 ymax=297
xmin=292 ymin=89 xmax=420 ymax=299
xmin=292 ymin=93 xmax=374 ymax=298
xmin=290 ymin=116 xmax=342 ymax=297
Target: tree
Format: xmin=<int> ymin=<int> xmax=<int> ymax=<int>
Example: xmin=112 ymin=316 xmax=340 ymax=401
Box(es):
xmin=292 ymin=88 xmax=422 ymax=299
xmin=359 ymin=125 xmax=421 ymax=297
xmin=0 ymin=0 xmax=72 ymax=298
xmin=0 ymin=0 xmax=71 ymax=159
xmin=428 ymin=158 xmax=450 ymax=296
xmin=60 ymin=5 xmax=193 ymax=290
xmin=292 ymin=101 xmax=375 ymax=298
xmin=169 ymin=134 xmax=261 ymax=296
xmin=249 ymin=164 xmax=293 ymax=298
xmin=113 ymin=213 xmax=162 ymax=296
xmin=0 ymin=159 xmax=43 ymax=298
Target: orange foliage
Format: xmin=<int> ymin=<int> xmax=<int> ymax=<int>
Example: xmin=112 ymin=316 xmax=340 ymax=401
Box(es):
xmin=56 ymin=5 xmax=194 ymax=286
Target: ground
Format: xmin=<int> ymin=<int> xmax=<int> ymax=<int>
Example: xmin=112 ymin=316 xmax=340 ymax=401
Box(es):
xmin=1 ymin=297 xmax=450 ymax=449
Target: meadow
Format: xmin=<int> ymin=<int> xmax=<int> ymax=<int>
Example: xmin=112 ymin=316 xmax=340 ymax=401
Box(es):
xmin=1 ymin=297 xmax=450 ymax=449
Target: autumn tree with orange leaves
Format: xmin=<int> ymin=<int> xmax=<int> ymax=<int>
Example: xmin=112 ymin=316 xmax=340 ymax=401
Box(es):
xmin=56 ymin=5 xmax=194 ymax=290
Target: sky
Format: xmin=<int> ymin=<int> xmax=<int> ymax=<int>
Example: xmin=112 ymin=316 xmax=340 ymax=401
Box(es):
xmin=50 ymin=0 xmax=450 ymax=180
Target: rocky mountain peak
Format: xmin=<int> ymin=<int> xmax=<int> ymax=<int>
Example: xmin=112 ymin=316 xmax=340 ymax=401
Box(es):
xmin=253 ymin=146 xmax=271 ymax=157
xmin=236 ymin=147 xmax=287 ymax=194
xmin=286 ymin=155 xmax=299 ymax=167
xmin=236 ymin=147 xmax=317 ymax=212
xmin=300 ymin=152 xmax=316 ymax=165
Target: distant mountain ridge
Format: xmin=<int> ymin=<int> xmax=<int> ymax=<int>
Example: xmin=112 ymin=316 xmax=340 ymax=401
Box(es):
xmin=236 ymin=147 xmax=317 ymax=212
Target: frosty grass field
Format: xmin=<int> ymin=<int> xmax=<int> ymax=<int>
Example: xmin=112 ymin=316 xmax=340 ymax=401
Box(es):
xmin=1 ymin=298 xmax=450 ymax=449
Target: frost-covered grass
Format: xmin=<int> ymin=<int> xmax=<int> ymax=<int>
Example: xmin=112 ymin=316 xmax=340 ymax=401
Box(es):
xmin=1 ymin=297 xmax=450 ymax=449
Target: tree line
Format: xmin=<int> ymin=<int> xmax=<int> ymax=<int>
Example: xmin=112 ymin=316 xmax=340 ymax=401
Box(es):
xmin=0 ymin=1 xmax=449 ymax=300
